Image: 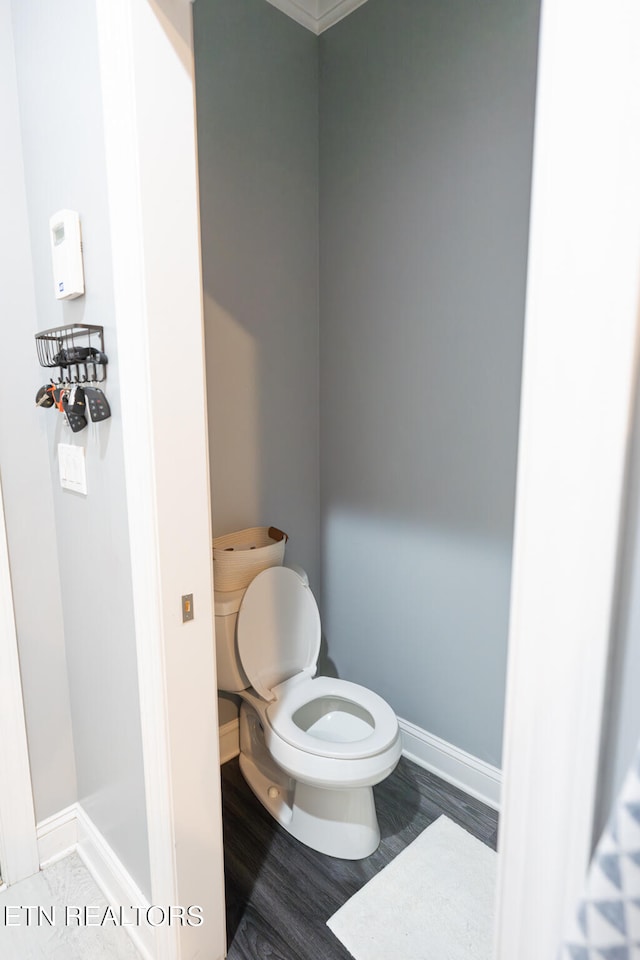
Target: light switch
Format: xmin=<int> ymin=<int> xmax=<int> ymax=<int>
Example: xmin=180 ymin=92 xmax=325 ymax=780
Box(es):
xmin=58 ymin=443 xmax=87 ymax=494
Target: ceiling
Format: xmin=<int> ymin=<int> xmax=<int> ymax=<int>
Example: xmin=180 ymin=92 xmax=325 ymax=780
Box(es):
xmin=263 ymin=0 xmax=369 ymax=34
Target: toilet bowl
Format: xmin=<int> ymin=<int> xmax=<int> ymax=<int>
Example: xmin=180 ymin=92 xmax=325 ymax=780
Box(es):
xmin=214 ymin=565 xmax=402 ymax=859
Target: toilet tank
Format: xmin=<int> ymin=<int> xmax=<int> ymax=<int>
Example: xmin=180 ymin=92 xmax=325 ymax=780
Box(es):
xmin=214 ymin=588 xmax=250 ymax=692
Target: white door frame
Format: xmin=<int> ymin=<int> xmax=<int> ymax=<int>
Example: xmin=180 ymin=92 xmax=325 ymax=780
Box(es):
xmin=92 ymin=2 xmax=640 ymax=960
xmin=96 ymin=1 xmax=226 ymax=958
xmin=0 ymin=476 xmax=39 ymax=888
xmin=495 ymin=0 xmax=640 ymax=957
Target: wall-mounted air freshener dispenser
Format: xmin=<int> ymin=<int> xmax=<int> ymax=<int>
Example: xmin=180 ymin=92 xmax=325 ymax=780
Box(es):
xmin=49 ymin=209 xmax=85 ymax=300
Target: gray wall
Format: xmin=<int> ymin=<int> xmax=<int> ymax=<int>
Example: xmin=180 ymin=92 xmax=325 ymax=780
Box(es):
xmin=10 ymin=0 xmax=150 ymax=897
xmin=194 ymin=0 xmax=320 ymax=590
xmin=319 ymin=0 xmax=540 ymax=766
xmin=0 ymin=0 xmax=77 ymax=822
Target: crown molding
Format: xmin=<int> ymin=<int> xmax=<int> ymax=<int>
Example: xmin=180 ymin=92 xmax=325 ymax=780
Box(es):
xmin=264 ymin=0 xmax=318 ymax=33
xmin=264 ymin=0 xmax=369 ymax=34
xmin=317 ymin=0 xmax=369 ymax=33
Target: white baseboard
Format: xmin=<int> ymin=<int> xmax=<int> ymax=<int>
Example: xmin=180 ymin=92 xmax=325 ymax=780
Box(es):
xmin=37 ymin=804 xmax=154 ymax=960
xmin=219 ymin=718 xmax=240 ymax=765
xmin=398 ymin=718 xmax=502 ymax=811
xmin=37 ymin=804 xmax=78 ymax=868
xmin=76 ymin=806 xmax=154 ymax=960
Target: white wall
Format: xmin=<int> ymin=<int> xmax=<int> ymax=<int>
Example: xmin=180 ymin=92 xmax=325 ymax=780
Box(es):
xmin=0 ymin=0 xmax=77 ymax=823
xmin=9 ymin=0 xmax=150 ymax=898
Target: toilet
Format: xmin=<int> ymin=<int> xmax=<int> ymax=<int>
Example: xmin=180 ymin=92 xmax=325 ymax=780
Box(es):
xmin=214 ymin=565 xmax=402 ymax=859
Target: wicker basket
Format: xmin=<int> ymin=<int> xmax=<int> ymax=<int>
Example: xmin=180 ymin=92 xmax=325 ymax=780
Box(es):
xmin=212 ymin=526 xmax=288 ymax=592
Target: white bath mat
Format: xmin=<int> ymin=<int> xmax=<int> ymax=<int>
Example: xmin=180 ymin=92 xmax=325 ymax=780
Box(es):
xmin=327 ymin=815 xmax=496 ymax=960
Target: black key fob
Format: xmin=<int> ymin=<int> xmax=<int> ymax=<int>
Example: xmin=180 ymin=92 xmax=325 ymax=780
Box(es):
xmin=64 ymin=410 xmax=88 ymax=433
xmin=84 ymin=387 xmax=111 ymax=422
xmin=61 ymin=388 xmax=87 ymax=432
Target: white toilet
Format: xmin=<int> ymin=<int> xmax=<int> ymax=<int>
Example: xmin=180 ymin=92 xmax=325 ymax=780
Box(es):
xmin=214 ymin=565 xmax=402 ymax=859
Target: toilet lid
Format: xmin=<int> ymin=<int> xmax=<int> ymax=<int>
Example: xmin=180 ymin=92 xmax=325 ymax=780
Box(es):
xmin=237 ymin=567 xmax=321 ymax=701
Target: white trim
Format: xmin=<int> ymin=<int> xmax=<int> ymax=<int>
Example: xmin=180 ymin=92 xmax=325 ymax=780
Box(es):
xmin=96 ymin=3 xmax=226 ymax=959
xmin=95 ymin=7 xmax=178 ymax=957
xmin=263 ymin=0 xmax=369 ymax=34
xmin=0 ymin=478 xmax=39 ymax=886
xmin=316 ymin=0 xmax=368 ymax=33
xmin=36 ymin=804 xmax=78 ymax=869
xmin=76 ymin=806 xmax=154 ymax=960
xmin=398 ymin=719 xmax=501 ymax=811
xmin=263 ymin=0 xmax=317 ymax=33
xmin=219 ymin=719 xmax=240 ymax=766
xmin=494 ymin=1 xmax=640 ymax=958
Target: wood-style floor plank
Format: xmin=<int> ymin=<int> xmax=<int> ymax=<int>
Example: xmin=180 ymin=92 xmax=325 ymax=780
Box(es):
xmin=222 ymin=755 xmax=499 ymax=960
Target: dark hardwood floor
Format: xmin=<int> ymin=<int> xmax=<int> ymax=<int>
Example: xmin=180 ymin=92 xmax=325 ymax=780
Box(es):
xmin=221 ymin=755 xmax=499 ymax=960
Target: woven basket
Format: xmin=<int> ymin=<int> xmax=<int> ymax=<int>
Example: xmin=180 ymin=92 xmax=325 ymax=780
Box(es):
xmin=212 ymin=526 xmax=288 ymax=592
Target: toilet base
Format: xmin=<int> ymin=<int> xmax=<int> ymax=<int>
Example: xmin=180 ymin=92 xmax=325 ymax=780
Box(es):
xmin=290 ymin=779 xmax=380 ymax=859
xmin=239 ymin=703 xmax=381 ymax=860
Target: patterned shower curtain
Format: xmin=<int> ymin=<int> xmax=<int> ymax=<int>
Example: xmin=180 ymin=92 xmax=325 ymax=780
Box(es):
xmin=560 ymin=743 xmax=640 ymax=959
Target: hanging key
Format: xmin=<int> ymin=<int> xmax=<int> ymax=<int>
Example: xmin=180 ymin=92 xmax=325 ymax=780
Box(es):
xmin=35 ymin=385 xmax=55 ymax=408
xmin=67 ymin=385 xmax=86 ymax=417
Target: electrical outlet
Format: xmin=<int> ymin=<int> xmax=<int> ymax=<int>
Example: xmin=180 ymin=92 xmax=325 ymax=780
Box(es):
xmin=182 ymin=594 xmax=194 ymax=623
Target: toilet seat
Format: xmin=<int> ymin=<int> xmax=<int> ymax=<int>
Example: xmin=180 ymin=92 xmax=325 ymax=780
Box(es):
xmin=266 ymin=675 xmax=400 ymax=760
xmin=237 ymin=566 xmax=321 ymax=701
xmin=237 ymin=568 xmax=399 ymax=763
